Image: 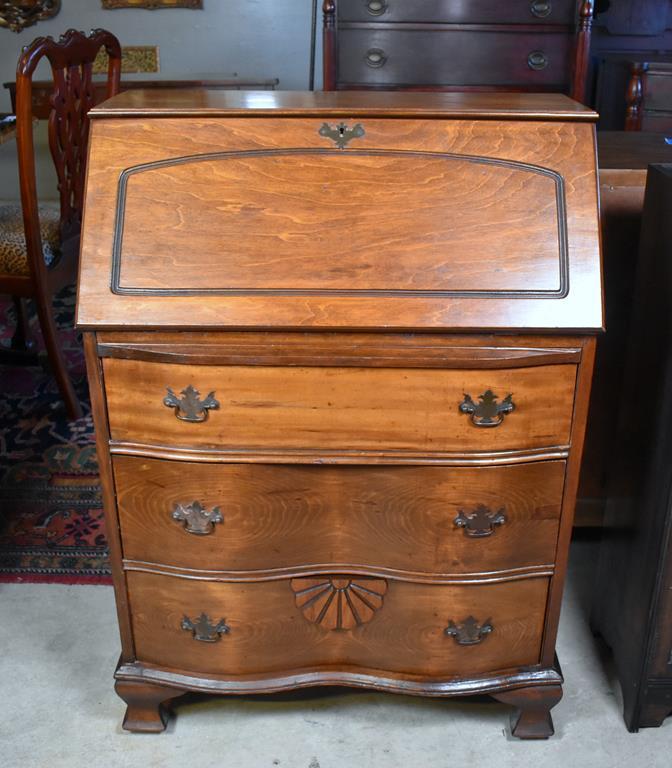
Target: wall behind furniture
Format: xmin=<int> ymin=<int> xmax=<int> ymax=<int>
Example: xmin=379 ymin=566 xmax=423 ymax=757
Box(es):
xmin=0 ymin=0 xmax=319 ymax=202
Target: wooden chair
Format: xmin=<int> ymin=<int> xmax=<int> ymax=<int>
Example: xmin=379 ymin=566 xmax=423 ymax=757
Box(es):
xmin=0 ymin=29 xmax=121 ymax=419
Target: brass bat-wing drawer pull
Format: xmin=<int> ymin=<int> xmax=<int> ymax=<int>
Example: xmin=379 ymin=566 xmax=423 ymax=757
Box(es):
xmin=445 ymin=616 xmax=494 ymax=646
xmin=459 ymin=389 xmax=515 ymax=427
xmin=163 ymin=384 xmax=219 ymax=422
xmin=454 ymin=505 xmax=507 ymax=538
xmin=172 ymin=501 xmax=223 ymax=536
xmin=181 ymin=613 xmax=230 ymax=642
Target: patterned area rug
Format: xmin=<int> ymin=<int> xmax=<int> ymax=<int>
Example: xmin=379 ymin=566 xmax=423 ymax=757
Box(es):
xmin=0 ymin=287 xmax=111 ymax=583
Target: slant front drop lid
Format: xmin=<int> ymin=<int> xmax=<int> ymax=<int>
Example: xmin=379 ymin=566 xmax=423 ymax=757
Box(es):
xmin=112 ymin=150 xmax=566 ymax=296
xmin=77 ymin=91 xmax=602 ymax=332
xmin=76 ymin=90 xmax=602 ymax=737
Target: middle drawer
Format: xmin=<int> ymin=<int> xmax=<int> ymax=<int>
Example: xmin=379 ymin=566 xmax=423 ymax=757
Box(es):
xmin=115 ymin=457 xmax=565 ymax=575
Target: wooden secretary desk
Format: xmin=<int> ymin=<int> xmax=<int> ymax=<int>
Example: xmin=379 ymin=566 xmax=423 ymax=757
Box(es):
xmin=76 ymin=90 xmax=603 ymax=737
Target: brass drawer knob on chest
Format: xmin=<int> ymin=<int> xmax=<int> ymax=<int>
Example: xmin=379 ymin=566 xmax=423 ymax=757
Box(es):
xmin=459 ymin=390 xmax=515 ymax=427
xmin=366 ymin=0 xmax=388 ymax=15
xmin=444 ymin=616 xmax=494 ymax=646
xmin=365 ymin=48 xmax=387 ymax=68
xmin=181 ymin=613 xmax=230 ymax=642
xmin=172 ymin=501 xmax=223 ymax=536
xmin=527 ymin=51 xmax=549 ymax=71
xmin=530 ymin=0 xmax=552 ymax=18
xmin=163 ymin=385 xmax=219 ymax=422
xmin=454 ymin=505 xmax=507 ymax=538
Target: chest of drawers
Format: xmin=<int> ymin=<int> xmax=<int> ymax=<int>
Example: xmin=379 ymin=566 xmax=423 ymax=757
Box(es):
xmin=323 ymin=0 xmax=594 ymax=103
xmin=77 ymin=90 xmax=602 ymax=737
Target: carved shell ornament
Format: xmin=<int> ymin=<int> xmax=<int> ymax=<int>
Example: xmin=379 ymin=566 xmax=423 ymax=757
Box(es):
xmin=291 ymin=576 xmax=387 ymax=630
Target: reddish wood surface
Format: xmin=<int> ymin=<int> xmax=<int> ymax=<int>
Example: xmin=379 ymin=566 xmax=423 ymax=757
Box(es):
xmin=127 ymin=571 xmax=549 ymax=678
xmin=87 ymin=89 xmax=598 ymax=120
xmin=115 ymin=680 xmax=183 ymax=733
xmin=494 ymin=684 xmax=563 ymax=739
xmin=116 ymin=152 xmax=563 ymax=294
xmin=78 ymin=94 xmax=602 ymax=736
xmin=83 ymin=334 xmax=135 ymax=661
xmin=76 ymin=99 xmax=601 ymax=332
xmin=115 ymin=457 xmax=565 ymax=576
xmin=102 ymin=358 xmax=577 ymax=453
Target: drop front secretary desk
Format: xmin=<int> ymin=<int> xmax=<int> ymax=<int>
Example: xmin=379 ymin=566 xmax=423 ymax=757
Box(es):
xmin=76 ymin=90 xmax=603 ymax=738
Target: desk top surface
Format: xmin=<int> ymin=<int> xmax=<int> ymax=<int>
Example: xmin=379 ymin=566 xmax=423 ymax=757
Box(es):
xmin=90 ymin=90 xmax=598 ymax=121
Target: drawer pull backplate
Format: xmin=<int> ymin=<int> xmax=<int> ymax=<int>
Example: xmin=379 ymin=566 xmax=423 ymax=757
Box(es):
xmin=459 ymin=390 xmax=515 ymax=427
xmin=181 ymin=612 xmax=230 ymax=642
xmin=172 ymin=501 xmax=223 ymax=536
xmin=163 ymin=384 xmax=219 ymax=422
xmin=454 ymin=505 xmax=507 ymax=538
xmin=445 ymin=616 xmax=493 ymax=645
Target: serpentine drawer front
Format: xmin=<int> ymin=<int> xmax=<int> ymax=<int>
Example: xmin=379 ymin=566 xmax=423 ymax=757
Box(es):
xmin=127 ymin=572 xmax=549 ymax=679
xmin=115 ymin=457 xmax=566 ymax=575
xmin=77 ymin=91 xmax=602 ymax=738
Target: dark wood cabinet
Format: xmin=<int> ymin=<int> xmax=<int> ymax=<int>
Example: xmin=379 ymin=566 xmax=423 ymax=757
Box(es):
xmin=323 ymin=0 xmax=594 ymax=102
xmin=625 ymin=62 xmax=672 ymax=132
xmin=590 ymin=0 xmax=672 ymax=129
xmin=592 ymin=164 xmax=672 ymax=731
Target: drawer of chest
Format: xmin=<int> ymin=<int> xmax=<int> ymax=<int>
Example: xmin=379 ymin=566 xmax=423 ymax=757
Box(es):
xmin=115 ymin=457 xmax=565 ymax=575
xmin=337 ymin=29 xmax=571 ymax=87
xmin=127 ymin=571 xmax=548 ymax=678
xmin=338 ymin=0 xmax=576 ymax=24
xmin=103 ymin=359 xmax=576 ymax=454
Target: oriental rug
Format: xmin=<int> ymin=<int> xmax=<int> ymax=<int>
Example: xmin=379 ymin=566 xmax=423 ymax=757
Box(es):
xmin=0 ymin=287 xmax=111 ymax=583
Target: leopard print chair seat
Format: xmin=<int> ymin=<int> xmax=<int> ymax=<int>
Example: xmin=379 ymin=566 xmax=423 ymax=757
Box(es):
xmin=0 ymin=204 xmax=60 ymax=276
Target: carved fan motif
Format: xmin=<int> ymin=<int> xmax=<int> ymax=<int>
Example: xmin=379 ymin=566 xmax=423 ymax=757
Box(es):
xmin=291 ymin=576 xmax=387 ymax=630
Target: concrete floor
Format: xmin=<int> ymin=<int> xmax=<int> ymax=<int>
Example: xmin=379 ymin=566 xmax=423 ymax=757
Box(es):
xmin=1 ymin=539 xmax=670 ymax=768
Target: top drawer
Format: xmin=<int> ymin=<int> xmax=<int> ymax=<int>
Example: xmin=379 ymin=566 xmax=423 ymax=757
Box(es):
xmin=103 ymin=358 xmax=576 ymax=455
xmin=338 ymin=0 xmax=576 ymax=24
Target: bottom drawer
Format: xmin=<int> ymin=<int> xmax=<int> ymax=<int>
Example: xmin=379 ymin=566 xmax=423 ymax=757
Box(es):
xmin=128 ymin=572 xmax=548 ymax=678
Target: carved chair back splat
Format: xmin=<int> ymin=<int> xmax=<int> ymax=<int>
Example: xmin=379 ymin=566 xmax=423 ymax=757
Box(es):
xmin=0 ymin=29 xmax=121 ymax=419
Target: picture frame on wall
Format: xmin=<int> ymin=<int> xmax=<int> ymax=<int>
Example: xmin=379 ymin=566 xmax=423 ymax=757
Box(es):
xmin=0 ymin=0 xmax=61 ymax=33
